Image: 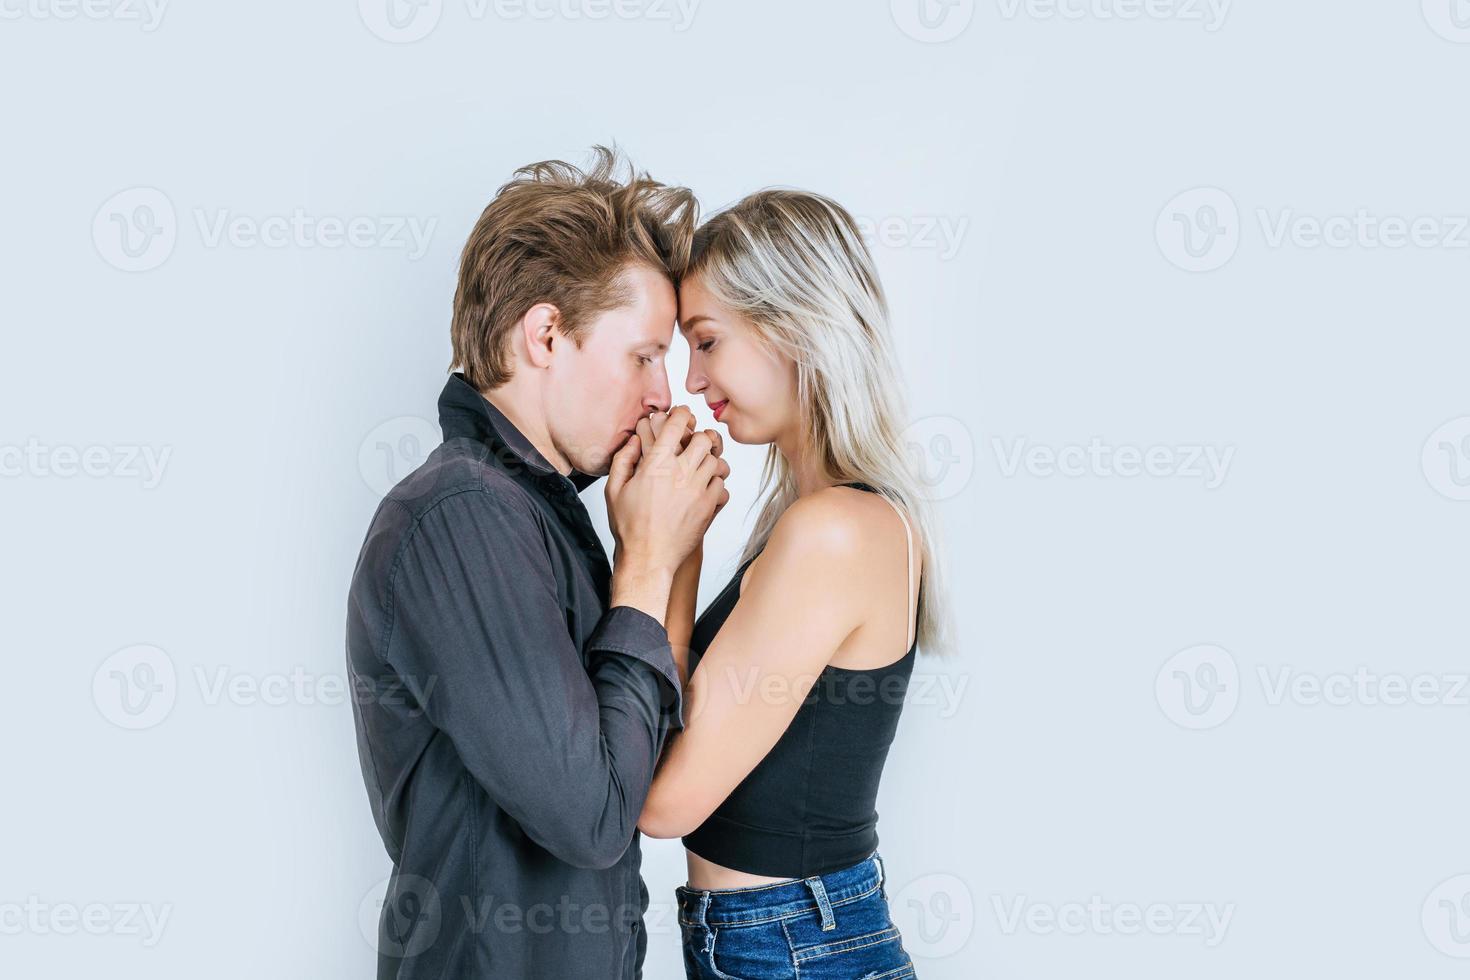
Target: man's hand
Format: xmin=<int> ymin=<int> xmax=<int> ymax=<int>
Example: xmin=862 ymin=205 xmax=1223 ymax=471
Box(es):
xmin=605 ymin=407 xmax=730 ymax=622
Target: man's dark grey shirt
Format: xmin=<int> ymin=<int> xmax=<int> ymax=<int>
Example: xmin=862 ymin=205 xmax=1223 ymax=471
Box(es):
xmin=347 ymin=374 xmax=684 ymax=979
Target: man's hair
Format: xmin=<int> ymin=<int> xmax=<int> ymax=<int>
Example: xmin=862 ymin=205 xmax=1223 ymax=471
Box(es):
xmin=450 ymin=146 xmax=697 ymax=391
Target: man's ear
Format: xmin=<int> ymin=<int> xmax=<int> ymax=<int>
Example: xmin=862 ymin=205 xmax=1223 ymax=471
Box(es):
xmin=520 ymin=302 xmax=562 ymax=370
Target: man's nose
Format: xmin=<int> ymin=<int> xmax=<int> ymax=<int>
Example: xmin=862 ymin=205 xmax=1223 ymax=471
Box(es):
xmin=645 ymin=371 xmax=672 ymax=414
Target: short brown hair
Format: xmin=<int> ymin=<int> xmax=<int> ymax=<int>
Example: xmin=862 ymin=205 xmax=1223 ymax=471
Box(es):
xmin=450 ymin=146 xmax=696 ymax=391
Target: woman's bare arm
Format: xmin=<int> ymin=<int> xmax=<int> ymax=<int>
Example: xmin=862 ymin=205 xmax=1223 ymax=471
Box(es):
xmin=666 ymin=543 xmax=702 ymax=688
xmin=637 ymin=491 xmax=870 ymax=839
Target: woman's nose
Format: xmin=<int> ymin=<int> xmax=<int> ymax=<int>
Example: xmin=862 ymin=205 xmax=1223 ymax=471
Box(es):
xmin=685 ymin=355 xmax=706 ymax=394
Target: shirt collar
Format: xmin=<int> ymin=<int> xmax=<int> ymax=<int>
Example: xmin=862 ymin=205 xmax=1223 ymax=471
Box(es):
xmin=437 ymin=373 xmax=601 ymax=493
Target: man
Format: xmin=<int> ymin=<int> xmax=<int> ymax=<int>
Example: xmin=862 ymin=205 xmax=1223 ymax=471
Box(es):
xmin=347 ymin=148 xmax=727 ymax=978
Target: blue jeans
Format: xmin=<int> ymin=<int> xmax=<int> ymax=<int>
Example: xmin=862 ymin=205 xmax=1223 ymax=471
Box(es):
xmin=676 ymin=853 xmax=916 ymax=979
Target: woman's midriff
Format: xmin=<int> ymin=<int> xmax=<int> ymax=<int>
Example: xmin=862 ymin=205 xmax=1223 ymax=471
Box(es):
xmin=685 ymin=848 xmax=798 ymax=890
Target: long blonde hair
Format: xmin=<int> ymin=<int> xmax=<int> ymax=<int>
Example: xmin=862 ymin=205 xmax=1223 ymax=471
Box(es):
xmin=683 ymin=190 xmax=954 ymax=656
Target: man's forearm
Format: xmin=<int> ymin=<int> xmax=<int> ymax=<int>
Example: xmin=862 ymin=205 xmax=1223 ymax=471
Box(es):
xmin=610 ymin=560 xmax=676 ymax=626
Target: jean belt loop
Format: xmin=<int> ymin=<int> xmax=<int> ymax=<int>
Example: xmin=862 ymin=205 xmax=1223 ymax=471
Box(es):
xmin=874 ymin=852 xmax=885 ymax=888
xmin=698 ymin=892 xmax=715 ymax=954
xmin=805 ymin=876 xmax=837 ymax=932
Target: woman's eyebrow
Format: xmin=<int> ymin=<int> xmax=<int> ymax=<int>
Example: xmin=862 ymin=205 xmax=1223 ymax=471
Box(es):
xmin=679 ymin=314 xmax=713 ymax=332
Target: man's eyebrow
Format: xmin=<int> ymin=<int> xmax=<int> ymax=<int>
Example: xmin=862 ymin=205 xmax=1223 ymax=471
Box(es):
xmin=637 ymin=341 xmax=669 ymax=352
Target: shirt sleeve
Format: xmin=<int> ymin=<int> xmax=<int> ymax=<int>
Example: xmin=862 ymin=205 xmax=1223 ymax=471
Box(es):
xmin=383 ymin=485 xmax=683 ymax=870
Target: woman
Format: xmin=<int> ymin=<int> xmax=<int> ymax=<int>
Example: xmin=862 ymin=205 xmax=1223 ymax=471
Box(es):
xmin=635 ymin=189 xmax=952 ymax=979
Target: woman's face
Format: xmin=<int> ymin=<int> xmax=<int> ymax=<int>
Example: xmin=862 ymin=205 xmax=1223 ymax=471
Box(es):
xmin=678 ymin=276 xmax=800 ymax=446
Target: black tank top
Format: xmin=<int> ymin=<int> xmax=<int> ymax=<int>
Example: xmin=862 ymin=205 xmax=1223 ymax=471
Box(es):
xmin=680 ymin=483 xmax=918 ymax=878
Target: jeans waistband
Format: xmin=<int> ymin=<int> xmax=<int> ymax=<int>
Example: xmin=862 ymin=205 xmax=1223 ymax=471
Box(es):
xmin=676 ymin=852 xmax=885 ymax=928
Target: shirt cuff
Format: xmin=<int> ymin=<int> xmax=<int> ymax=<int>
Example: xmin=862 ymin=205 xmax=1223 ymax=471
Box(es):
xmin=586 ymin=605 xmax=685 ymax=730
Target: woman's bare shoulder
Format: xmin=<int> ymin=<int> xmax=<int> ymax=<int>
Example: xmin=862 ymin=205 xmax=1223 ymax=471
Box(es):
xmin=764 ymin=485 xmax=901 ymax=565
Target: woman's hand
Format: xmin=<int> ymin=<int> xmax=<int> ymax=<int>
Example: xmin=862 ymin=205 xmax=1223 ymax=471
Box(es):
xmin=646 ymin=409 xmax=728 ymax=518
xmin=640 ymin=409 xmax=729 ymax=685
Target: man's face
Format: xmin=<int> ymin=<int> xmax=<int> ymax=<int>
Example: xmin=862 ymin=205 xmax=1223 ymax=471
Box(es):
xmin=544 ymin=263 xmax=676 ymax=477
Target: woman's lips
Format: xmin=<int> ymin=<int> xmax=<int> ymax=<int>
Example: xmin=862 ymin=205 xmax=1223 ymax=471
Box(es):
xmin=710 ymin=400 xmax=729 ymax=421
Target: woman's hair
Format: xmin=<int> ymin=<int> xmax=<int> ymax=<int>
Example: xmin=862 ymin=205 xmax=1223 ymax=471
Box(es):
xmin=682 ymin=189 xmax=954 ymax=656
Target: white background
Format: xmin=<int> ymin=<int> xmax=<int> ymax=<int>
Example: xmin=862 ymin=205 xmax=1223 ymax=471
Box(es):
xmin=3 ymin=0 xmax=1469 ymax=977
